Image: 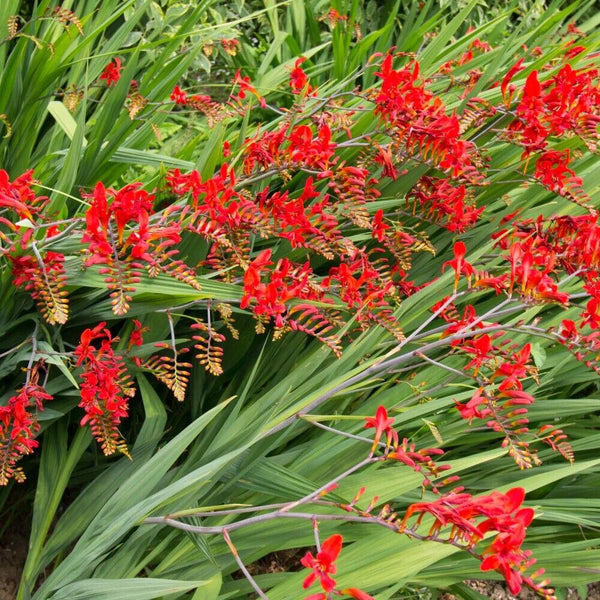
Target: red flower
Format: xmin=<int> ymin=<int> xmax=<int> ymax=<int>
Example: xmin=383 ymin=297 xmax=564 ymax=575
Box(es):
xmin=11 ymin=249 xmax=68 ymax=325
xmin=74 ymin=324 xmax=134 ymax=456
xmin=170 ymin=85 xmax=187 ymax=105
xmin=534 ymin=149 xmax=583 ymax=196
xmin=364 ymin=405 xmax=398 ymax=451
xmin=100 ymin=58 xmax=123 ymax=86
xmin=442 ymin=241 xmax=476 ymax=288
xmin=298 ymin=534 xmax=373 ymax=598
xmin=221 ymin=38 xmax=240 ymax=55
xmin=321 ymin=8 xmax=348 ymax=28
xmin=374 ymin=145 xmax=398 ymax=180
xmin=461 ymin=334 xmax=493 ymax=374
xmin=290 ymin=57 xmax=316 ymax=95
xmin=128 ymin=319 xmax=147 ymax=349
xmin=371 ymin=209 xmax=390 ymax=242
xmin=480 ymin=497 xmax=536 ymax=595
xmin=582 ymin=298 xmax=600 ymax=329
xmin=559 ymin=319 xmax=578 ymax=340
xmin=494 ymin=344 xmax=533 ymax=390
xmin=240 ymin=249 xmax=273 ymax=310
xmin=0 ymin=364 xmax=52 ymax=485
xmin=402 ymin=486 xmax=538 ymax=594
xmin=232 ymin=70 xmax=267 ymax=108
xmin=455 ymin=388 xmax=492 ymax=423
xmin=301 ymin=534 xmax=343 ymax=592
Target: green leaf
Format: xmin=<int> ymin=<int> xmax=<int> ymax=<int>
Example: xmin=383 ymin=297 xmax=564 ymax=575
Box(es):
xmin=19 ymin=426 xmax=91 ymax=600
xmin=530 ymin=343 xmax=547 ymax=368
xmin=48 ymin=577 xmax=218 ymax=600
xmin=47 ymin=101 xmax=85 ymax=144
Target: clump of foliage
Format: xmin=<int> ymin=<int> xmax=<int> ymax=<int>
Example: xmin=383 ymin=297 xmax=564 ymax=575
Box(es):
xmin=0 ymin=1 xmax=599 ymax=599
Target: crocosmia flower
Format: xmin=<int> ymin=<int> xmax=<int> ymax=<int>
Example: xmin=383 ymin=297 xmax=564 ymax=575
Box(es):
xmin=100 ymin=58 xmax=123 ymax=86
xmin=300 ymin=533 xmax=342 ymax=592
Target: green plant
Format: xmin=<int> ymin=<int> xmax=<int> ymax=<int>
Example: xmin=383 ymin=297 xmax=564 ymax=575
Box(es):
xmin=1 ymin=1 xmax=600 ymax=600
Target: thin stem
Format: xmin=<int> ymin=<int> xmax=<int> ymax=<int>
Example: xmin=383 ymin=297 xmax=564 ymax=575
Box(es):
xmin=169 ymin=502 xmax=291 ymax=519
xmin=156 ymin=300 xmax=204 ymax=313
xmin=415 ymin=352 xmax=468 ymax=379
xmin=146 ymin=510 xmax=483 ymax=560
xmin=410 ymin=299 xmax=525 ymax=341
xmin=299 ymin=415 xmax=374 ymax=446
xmin=167 ymin=498 xmax=342 ymax=520
xmin=278 ymin=455 xmax=377 ymax=513
xmin=312 ymin=517 xmax=321 ymax=552
xmin=42 ymin=220 xmax=83 ymax=245
xmin=0 ymin=339 xmax=30 ymax=360
xmin=30 ymin=242 xmax=57 ymax=309
xmin=223 ymin=530 xmax=269 ymax=600
xmin=25 ymin=322 xmax=39 ymax=384
xmin=468 ymin=295 xmax=514 ymax=329
xmin=396 ymin=292 xmax=460 ymax=350
xmin=265 ymin=321 xmax=511 ymax=437
xmin=166 ymin=310 xmax=177 ymax=350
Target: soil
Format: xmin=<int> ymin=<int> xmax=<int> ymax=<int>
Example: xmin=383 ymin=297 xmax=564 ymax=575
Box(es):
xmin=0 ymin=530 xmax=27 ymax=600
xmin=0 ymin=483 xmax=30 ymax=600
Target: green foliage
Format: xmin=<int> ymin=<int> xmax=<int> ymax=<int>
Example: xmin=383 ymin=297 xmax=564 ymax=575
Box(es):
xmin=0 ymin=1 xmax=599 ymax=599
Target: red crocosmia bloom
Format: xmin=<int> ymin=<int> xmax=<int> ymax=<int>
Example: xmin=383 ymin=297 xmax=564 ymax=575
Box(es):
xmin=474 ymin=272 xmax=508 ymax=294
xmin=455 ymin=387 xmax=492 ymax=423
xmin=479 ymin=498 xmax=536 ymax=596
xmin=240 ymin=249 xmax=273 ymax=309
xmin=402 ymin=486 xmax=538 ymax=594
xmin=513 ymin=70 xmax=548 ymax=158
xmin=304 ymin=594 xmax=326 ymax=600
xmin=100 ymin=58 xmax=123 ymax=86
xmin=480 ymin=540 xmax=528 ymax=595
xmin=128 ymin=319 xmax=147 ymax=350
xmin=371 ymin=209 xmax=390 ymax=242
xmin=364 ymin=405 xmax=398 ymax=451
xmin=0 ymin=363 xmax=53 ymax=485
xmin=74 ymin=323 xmax=134 ymax=456
xmin=582 ymin=298 xmax=600 ymax=329
xmin=232 ymin=69 xmax=267 ymax=108
xmin=322 ymin=8 xmax=348 ymax=27
xmin=290 ymin=57 xmax=316 ymax=95
xmin=534 ymin=149 xmax=583 ymax=195
xmin=567 ymin=21 xmax=585 ymax=36
xmin=301 ymin=534 xmax=343 ymax=592
xmin=374 ymin=145 xmax=398 ymax=180
xmin=221 ymin=38 xmax=240 ymax=55
xmin=74 ymin=321 xmax=108 ymax=366
xmin=461 ymin=334 xmax=493 ymax=374
xmin=442 ymin=241 xmax=476 ymax=288
xmin=170 ymin=85 xmax=187 ymax=105
xmin=494 ymin=344 xmax=533 ymax=390
xmin=564 ymin=44 xmax=586 ymax=59
xmin=559 ymin=319 xmax=578 ymax=340
xmin=501 ymin=59 xmax=525 ymax=106
xmin=523 ymin=70 xmax=541 ymax=98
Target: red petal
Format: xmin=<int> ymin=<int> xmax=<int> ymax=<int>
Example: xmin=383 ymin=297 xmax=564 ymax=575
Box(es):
xmin=505 ymin=487 xmax=525 ymax=511
xmin=515 ymin=507 xmax=535 ymax=527
xmin=480 ymin=555 xmax=500 ymax=571
xmin=319 ymin=534 xmax=343 ymax=563
xmin=524 ymin=71 xmax=540 ymax=97
xmin=454 ymin=240 xmax=466 ymax=259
